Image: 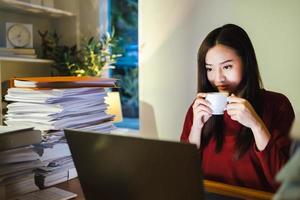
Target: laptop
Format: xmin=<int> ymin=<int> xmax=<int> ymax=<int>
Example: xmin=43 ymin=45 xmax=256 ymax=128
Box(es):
xmin=64 ymin=129 xmax=204 ymax=200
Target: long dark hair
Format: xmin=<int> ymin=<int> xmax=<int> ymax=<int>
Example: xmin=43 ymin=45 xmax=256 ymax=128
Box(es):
xmin=197 ymin=24 xmax=263 ymax=159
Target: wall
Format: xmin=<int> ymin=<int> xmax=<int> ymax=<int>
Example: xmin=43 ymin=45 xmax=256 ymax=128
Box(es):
xmin=56 ymin=0 xmax=101 ymax=46
xmin=78 ymin=0 xmax=101 ymax=39
xmin=139 ymin=0 xmax=199 ymax=140
xmin=139 ymin=0 xmax=300 ymax=140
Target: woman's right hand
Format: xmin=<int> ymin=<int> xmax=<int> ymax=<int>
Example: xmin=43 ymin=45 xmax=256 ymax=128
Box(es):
xmin=192 ymin=93 xmax=213 ymax=129
xmin=189 ymin=93 xmax=213 ymax=148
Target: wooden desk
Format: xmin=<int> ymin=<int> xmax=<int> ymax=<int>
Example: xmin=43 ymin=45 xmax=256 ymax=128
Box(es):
xmin=204 ymin=180 xmax=273 ymax=200
xmin=55 ymin=178 xmax=273 ymax=200
xmin=55 ymin=178 xmax=85 ymax=200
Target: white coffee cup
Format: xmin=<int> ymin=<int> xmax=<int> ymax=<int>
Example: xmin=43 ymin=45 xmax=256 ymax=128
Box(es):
xmin=205 ymin=92 xmax=229 ymax=115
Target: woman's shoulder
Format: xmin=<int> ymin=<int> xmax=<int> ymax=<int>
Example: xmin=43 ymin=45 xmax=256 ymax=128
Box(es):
xmin=260 ymin=89 xmax=293 ymax=112
xmin=261 ymin=89 xmax=291 ymax=104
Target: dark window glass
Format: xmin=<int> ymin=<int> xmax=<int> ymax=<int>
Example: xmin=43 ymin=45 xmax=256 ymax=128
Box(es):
xmin=110 ymin=0 xmax=139 ymax=129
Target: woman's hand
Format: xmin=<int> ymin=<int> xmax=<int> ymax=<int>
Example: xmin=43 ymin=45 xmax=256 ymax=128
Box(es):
xmin=192 ymin=93 xmax=213 ymax=129
xmin=226 ymin=94 xmax=271 ymax=151
xmin=226 ymin=94 xmax=261 ymax=129
xmin=189 ymin=93 xmax=213 ymax=149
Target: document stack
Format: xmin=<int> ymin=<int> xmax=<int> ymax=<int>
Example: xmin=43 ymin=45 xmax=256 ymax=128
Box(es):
xmin=3 ymin=76 xmax=117 ymax=189
xmin=34 ymin=131 xmax=76 ymax=189
xmin=4 ymin=76 xmax=117 ymax=132
xmin=0 ymin=125 xmax=42 ymax=199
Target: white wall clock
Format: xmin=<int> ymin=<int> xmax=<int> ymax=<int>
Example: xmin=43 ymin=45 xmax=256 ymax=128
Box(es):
xmin=6 ymin=23 xmax=33 ymax=48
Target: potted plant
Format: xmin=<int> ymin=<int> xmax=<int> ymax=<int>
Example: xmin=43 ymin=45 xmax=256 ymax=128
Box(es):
xmin=39 ymin=30 xmax=121 ymax=77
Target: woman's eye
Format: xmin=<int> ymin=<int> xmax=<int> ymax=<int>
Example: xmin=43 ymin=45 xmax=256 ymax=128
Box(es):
xmin=223 ymin=65 xmax=232 ymax=70
xmin=206 ymin=67 xmax=212 ymax=72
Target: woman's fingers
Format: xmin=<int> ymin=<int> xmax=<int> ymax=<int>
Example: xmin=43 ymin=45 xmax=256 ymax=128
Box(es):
xmin=226 ymin=108 xmax=239 ymax=116
xmin=193 ymin=97 xmax=211 ymax=109
xmin=196 ymin=93 xmax=207 ymax=99
xmin=227 ymin=95 xmax=246 ymax=104
xmin=194 ymin=103 xmax=213 ymax=114
xmin=226 ymin=102 xmax=244 ymax=110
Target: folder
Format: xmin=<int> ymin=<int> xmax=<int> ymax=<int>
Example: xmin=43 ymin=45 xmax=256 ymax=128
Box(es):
xmin=10 ymin=76 xmax=117 ymax=88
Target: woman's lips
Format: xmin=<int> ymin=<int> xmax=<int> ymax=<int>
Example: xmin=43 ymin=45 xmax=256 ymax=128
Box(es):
xmin=217 ymin=85 xmax=228 ymax=90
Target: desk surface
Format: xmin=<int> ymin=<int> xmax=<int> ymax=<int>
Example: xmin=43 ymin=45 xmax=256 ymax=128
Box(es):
xmin=55 ymin=178 xmax=273 ymax=200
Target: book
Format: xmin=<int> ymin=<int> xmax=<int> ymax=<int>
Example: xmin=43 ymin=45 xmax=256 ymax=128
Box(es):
xmin=10 ymin=76 xmax=117 ymax=88
xmin=0 ymin=54 xmax=38 ymax=59
xmin=0 ymin=125 xmax=42 ymax=151
xmin=0 ymin=125 xmax=33 ymax=134
xmin=0 ymin=48 xmax=36 ymax=55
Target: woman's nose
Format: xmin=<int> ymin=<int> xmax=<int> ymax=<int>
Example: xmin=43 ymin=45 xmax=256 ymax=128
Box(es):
xmin=215 ymin=69 xmax=226 ymax=82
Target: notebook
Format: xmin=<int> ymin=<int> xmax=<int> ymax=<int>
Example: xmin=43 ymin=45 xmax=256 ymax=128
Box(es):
xmin=64 ymin=129 xmax=204 ymax=200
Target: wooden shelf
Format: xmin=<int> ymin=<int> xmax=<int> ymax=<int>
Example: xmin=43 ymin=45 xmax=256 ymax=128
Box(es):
xmin=0 ymin=0 xmax=75 ymax=17
xmin=0 ymin=56 xmax=54 ymax=63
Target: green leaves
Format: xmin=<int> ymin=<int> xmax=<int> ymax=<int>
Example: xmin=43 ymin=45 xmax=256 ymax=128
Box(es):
xmin=39 ymin=30 xmax=122 ymax=77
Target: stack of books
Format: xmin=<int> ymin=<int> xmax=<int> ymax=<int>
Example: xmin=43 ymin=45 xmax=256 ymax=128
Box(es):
xmin=0 ymin=125 xmax=42 ymax=199
xmin=0 ymin=47 xmax=37 ymax=59
xmin=3 ymin=76 xmax=117 ymax=189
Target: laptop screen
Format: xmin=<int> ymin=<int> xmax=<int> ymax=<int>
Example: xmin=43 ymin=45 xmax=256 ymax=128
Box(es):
xmin=64 ymin=129 xmax=204 ymax=200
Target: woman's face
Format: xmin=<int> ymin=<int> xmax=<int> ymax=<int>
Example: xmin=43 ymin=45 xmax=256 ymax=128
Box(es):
xmin=205 ymin=44 xmax=243 ymax=94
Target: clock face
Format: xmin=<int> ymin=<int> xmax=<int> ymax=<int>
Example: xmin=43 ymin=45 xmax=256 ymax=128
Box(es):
xmin=7 ymin=24 xmax=31 ymax=48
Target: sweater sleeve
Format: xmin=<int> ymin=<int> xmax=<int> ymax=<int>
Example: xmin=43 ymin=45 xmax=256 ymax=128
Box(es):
xmin=180 ymin=104 xmax=194 ymax=143
xmin=253 ymin=94 xmax=295 ymax=188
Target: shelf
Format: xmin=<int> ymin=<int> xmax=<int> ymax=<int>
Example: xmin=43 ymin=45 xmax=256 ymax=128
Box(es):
xmin=0 ymin=0 xmax=75 ymax=18
xmin=0 ymin=56 xmax=54 ymax=63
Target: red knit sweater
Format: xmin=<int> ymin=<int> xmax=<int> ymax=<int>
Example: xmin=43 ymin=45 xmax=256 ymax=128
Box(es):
xmin=180 ymin=90 xmax=294 ymax=192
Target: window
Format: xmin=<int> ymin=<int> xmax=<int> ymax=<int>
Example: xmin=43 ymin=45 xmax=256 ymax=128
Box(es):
xmin=101 ymin=0 xmax=139 ymax=129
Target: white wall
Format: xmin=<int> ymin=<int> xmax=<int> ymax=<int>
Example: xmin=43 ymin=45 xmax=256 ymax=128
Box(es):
xmin=139 ymin=0 xmax=199 ymax=140
xmin=139 ymin=0 xmax=300 ymax=140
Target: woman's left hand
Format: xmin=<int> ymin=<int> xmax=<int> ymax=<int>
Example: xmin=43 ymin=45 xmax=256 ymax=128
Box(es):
xmin=226 ymin=94 xmax=271 ymax=151
xmin=226 ymin=94 xmax=261 ymax=129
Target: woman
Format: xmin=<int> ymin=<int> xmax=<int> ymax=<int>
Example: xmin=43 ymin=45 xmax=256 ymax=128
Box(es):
xmin=181 ymin=24 xmax=295 ymax=192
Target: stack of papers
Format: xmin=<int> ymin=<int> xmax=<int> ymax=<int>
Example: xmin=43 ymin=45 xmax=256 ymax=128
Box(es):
xmin=32 ymin=134 xmax=78 ymax=189
xmin=35 ymin=142 xmax=71 ymax=163
xmin=4 ymin=87 xmax=116 ymax=132
xmin=1 ymin=76 xmax=118 ymax=197
xmin=35 ymin=156 xmax=77 ymax=188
